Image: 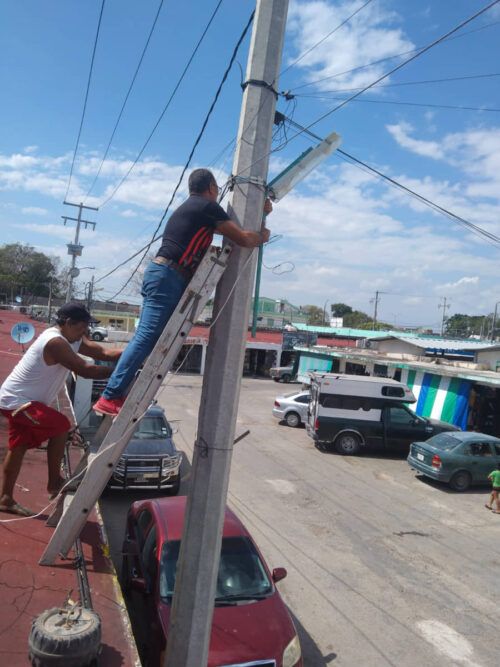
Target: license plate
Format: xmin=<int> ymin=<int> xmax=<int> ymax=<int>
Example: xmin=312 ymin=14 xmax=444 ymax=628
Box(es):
xmin=416 ymin=453 xmax=424 ymax=461
xmin=134 ymin=473 xmax=158 ymax=482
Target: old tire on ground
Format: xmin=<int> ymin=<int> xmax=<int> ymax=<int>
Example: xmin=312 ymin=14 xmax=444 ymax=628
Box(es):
xmin=335 ymin=432 xmax=361 ymax=456
xmin=449 ymin=470 xmax=472 ymax=492
xmin=285 ymin=411 xmax=301 ymax=428
xmin=91 ymin=332 xmax=104 ymax=341
xmin=29 ymin=606 xmax=101 ymax=667
xmin=281 ymin=374 xmax=291 ymax=383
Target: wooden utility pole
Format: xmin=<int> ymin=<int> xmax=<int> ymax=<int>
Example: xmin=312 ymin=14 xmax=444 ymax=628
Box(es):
xmin=165 ymin=2 xmax=289 ymax=666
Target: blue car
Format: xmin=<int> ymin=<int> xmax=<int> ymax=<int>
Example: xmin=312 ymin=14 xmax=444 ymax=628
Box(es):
xmin=408 ymin=431 xmax=500 ymax=491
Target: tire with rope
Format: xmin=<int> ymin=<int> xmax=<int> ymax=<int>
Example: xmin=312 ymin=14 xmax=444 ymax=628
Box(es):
xmin=29 ymin=604 xmax=101 ymax=666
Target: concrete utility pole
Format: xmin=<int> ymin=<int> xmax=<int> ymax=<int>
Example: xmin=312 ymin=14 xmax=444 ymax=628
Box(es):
xmin=372 ymin=291 xmax=381 ymax=330
xmin=439 ymin=296 xmax=450 ymax=336
xmin=164 ymin=2 xmax=289 ymax=666
xmin=62 ymin=201 xmax=98 ymax=301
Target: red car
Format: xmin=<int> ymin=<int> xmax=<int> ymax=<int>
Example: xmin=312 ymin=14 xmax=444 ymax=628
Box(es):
xmin=121 ymin=496 xmax=302 ymax=667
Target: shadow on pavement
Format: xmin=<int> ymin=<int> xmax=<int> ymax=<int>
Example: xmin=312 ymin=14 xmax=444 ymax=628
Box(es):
xmin=290 ymin=611 xmax=337 ymax=665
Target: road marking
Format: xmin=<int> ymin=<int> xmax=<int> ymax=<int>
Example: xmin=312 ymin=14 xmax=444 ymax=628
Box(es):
xmin=416 ymin=620 xmax=482 ymax=666
xmin=266 ymin=479 xmax=296 ymax=495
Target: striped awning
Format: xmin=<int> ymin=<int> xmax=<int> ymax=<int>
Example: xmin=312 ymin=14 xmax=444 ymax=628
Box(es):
xmin=297 ymin=352 xmax=333 ymax=383
xmin=400 ymin=369 xmax=470 ymax=430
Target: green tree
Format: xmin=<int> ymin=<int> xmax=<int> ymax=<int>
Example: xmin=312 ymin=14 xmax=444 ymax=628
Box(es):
xmin=0 ymin=243 xmax=62 ymax=299
xmin=331 ymin=302 xmax=353 ymax=317
xmin=343 ymin=309 xmax=371 ymax=328
xmin=444 ymin=313 xmax=489 ymax=337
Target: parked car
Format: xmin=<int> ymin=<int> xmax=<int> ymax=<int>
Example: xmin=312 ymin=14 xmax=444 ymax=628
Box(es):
xmin=306 ymin=373 xmax=459 ymax=455
xmin=408 ymin=431 xmax=500 ymax=491
xmin=270 ymin=365 xmax=295 ymax=383
xmin=121 ymin=496 xmax=302 ymax=667
xmin=89 ymin=324 xmax=108 ymax=341
xmin=273 ymin=390 xmax=310 ymax=427
xmin=107 ymin=406 xmax=181 ymax=493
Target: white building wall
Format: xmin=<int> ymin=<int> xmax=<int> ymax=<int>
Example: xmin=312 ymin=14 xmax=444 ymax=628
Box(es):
xmin=475 ymin=348 xmax=500 ymax=371
xmin=374 ymin=339 xmax=421 ymax=356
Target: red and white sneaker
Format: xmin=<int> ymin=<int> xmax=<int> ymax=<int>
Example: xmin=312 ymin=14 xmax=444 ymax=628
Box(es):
xmin=93 ymin=396 xmax=125 ymax=416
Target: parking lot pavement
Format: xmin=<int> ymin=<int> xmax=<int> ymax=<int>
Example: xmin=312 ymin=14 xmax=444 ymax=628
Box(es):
xmin=101 ymin=375 xmax=500 ymax=667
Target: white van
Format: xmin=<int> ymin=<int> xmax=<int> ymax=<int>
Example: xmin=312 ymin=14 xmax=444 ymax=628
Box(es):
xmin=306 ymin=373 xmax=457 ymax=455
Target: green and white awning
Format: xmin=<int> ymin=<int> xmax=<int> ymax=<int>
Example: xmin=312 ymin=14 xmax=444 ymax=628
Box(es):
xmin=297 ymin=352 xmax=333 ymax=383
xmin=400 ymin=369 xmax=470 ymax=430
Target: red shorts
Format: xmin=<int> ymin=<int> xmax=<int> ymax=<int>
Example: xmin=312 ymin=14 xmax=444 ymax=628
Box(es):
xmin=0 ymin=401 xmax=70 ymax=451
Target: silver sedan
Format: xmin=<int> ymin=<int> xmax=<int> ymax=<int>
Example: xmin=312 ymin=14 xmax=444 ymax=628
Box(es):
xmin=272 ymin=390 xmax=310 ymax=427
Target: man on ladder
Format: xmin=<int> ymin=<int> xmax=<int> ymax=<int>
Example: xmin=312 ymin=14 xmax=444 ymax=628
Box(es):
xmin=93 ymin=168 xmax=272 ymax=416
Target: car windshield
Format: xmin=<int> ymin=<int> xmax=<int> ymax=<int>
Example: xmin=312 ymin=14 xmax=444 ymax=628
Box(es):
xmin=425 ymin=433 xmax=462 ymax=451
xmin=160 ymin=536 xmax=272 ymax=602
xmin=133 ymin=416 xmax=171 ymax=440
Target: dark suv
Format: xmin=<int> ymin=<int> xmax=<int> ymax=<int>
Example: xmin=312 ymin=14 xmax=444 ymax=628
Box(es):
xmin=107 ymin=406 xmax=181 ymax=493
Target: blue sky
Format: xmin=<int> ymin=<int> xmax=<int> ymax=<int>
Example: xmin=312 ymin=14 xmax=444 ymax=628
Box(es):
xmin=1 ymin=0 xmax=500 ymax=329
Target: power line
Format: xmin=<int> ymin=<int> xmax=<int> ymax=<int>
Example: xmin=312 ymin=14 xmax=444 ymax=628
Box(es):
xmin=280 ymin=0 xmax=375 ymax=76
xmin=98 ymin=0 xmax=224 ymax=208
xmin=335 ymin=148 xmax=500 ymax=247
xmin=299 ymin=0 xmax=500 ymax=133
xmin=294 ymin=72 xmax=500 ymax=96
xmin=95 ymin=9 xmax=255 ymax=296
xmin=290 ymin=95 xmax=500 ymax=114
xmin=83 ymin=0 xmax=166 ymax=202
xmin=64 ymin=0 xmax=106 ymax=201
xmin=277 ymin=112 xmax=500 ymax=248
xmin=233 ymin=0 xmax=500 ymax=180
xmin=289 ymin=18 xmax=500 ymax=93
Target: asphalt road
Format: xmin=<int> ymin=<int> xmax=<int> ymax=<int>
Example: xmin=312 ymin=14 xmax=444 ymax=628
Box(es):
xmin=100 ymin=375 xmax=500 ymax=667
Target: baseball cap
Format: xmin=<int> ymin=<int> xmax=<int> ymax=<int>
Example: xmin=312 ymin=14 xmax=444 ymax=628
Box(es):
xmin=56 ymin=303 xmax=96 ymax=324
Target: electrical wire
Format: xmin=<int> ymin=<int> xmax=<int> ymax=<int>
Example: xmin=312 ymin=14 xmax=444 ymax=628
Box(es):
xmin=98 ymin=0 xmax=224 ymax=208
xmin=280 ymin=0 xmax=375 ymax=77
xmin=275 ymin=110 xmax=500 ymax=248
xmin=291 ymin=0 xmax=500 ymax=135
xmin=64 ymin=0 xmax=106 ymax=201
xmin=291 ymin=95 xmax=500 ymax=114
xmin=232 ymin=0 xmax=500 ymax=181
xmin=335 ymin=148 xmax=500 ymax=247
xmin=83 ymin=0 xmax=166 ymax=202
xmin=294 ymin=72 xmax=500 ymax=96
xmin=289 ymin=18 xmax=500 ymax=93
xmin=97 ymin=10 xmax=255 ymax=298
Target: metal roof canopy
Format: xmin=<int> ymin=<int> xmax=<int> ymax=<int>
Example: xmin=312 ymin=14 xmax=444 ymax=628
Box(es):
xmin=295 ymin=345 xmax=500 ymax=389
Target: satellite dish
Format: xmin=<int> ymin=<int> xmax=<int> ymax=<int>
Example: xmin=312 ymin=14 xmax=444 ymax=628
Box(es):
xmin=15 ymin=296 xmax=22 ymax=303
xmin=69 ymin=267 xmax=80 ymax=278
xmin=11 ymin=322 xmax=35 ymax=345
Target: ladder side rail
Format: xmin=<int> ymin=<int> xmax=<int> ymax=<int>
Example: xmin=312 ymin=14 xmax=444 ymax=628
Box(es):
xmin=40 ymin=247 xmax=230 ymax=565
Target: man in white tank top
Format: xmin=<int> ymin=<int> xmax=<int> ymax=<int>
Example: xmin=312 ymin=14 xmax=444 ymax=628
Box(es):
xmin=0 ymin=303 xmax=121 ymax=516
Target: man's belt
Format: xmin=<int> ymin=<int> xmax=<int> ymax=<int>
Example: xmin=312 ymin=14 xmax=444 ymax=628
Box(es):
xmin=152 ymin=256 xmax=192 ymax=281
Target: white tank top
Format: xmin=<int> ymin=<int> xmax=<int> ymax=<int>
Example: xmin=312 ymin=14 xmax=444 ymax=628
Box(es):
xmin=0 ymin=327 xmax=82 ymax=410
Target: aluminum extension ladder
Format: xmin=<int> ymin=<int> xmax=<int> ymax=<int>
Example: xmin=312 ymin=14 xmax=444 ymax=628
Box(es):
xmin=40 ymin=245 xmax=231 ymax=565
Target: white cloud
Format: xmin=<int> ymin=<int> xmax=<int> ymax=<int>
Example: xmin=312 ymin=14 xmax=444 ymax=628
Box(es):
xmin=120 ymin=209 xmax=138 ymax=218
xmin=386 ymin=122 xmax=444 ymax=159
xmin=286 ymin=0 xmax=414 ymax=91
xmin=21 ymin=206 xmax=48 ymax=216
xmin=437 ymin=276 xmax=480 ymax=291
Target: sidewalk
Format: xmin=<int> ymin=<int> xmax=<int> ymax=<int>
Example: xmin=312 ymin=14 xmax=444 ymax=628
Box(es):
xmin=0 ymin=310 xmax=140 ymax=666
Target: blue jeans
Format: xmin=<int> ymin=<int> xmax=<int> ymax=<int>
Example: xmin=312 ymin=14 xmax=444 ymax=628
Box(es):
xmin=103 ymin=262 xmax=188 ymax=399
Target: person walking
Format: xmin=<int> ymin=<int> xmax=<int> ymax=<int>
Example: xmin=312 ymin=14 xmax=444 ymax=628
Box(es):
xmin=93 ymin=168 xmax=272 ymax=416
xmin=0 ymin=304 xmax=121 ymax=516
xmin=485 ymin=462 xmax=500 ymax=513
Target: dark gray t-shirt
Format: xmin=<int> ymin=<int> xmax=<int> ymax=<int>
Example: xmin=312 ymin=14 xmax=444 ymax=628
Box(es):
xmin=157 ymin=195 xmax=230 ymax=273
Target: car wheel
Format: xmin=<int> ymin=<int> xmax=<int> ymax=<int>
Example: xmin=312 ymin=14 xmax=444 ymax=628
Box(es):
xmin=449 ymin=470 xmax=472 ymax=492
xmin=285 ymin=411 xmax=301 ymax=428
xmin=335 ymin=432 xmax=361 ymax=456
xmin=92 ymin=332 xmax=104 ymax=341
xmin=281 ymin=374 xmax=291 ymax=383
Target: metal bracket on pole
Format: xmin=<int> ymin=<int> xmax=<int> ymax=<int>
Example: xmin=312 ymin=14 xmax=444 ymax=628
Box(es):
xmin=40 ymin=245 xmax=232 ymax=565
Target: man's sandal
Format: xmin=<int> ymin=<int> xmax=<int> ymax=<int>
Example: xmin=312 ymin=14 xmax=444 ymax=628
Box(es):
xmin=0 ymin=502 xmax=36 ymax=517
xmin=485 ymin=504 xmax=493 ymax=510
